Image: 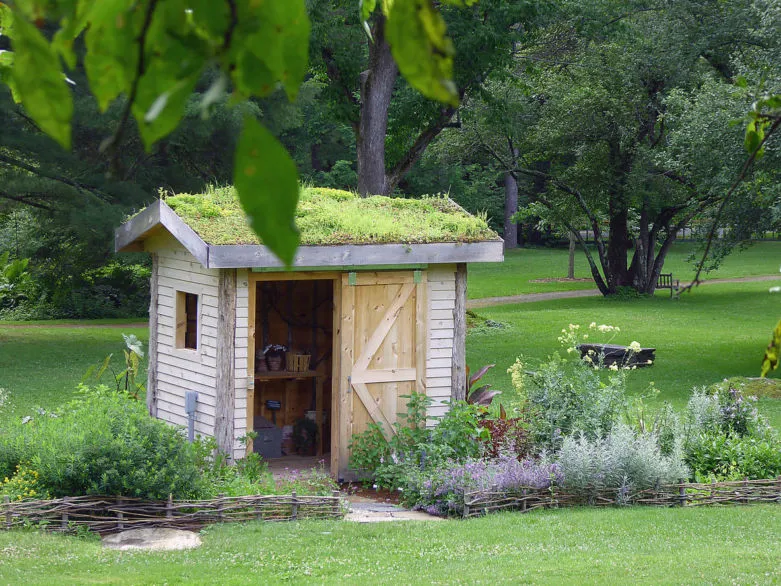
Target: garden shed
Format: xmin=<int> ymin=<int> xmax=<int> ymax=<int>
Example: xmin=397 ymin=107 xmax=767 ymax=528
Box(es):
xmin=115 ymin=187 xmax=503 ymax=480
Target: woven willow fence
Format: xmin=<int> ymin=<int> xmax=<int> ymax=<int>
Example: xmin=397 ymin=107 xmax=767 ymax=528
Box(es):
xmin=463 ymin=477 xmax=781 ymax=518
xmin=1 ymin=491 xmax=344 ymax=534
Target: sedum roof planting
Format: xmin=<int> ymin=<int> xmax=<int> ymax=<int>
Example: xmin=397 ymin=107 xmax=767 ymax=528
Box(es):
xmin=163 ymin=186 xmax=499 ymax=246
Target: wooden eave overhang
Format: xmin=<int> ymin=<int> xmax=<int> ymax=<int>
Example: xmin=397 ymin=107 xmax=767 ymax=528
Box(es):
xmin=116 ymin=200 xmax=504 ymax=269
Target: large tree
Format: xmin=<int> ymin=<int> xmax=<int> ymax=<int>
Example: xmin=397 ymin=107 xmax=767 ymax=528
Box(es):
xmin=479 ymin=0 xmax=780 ymax=294
xmin=310 ymin=0 xmax=541 ymax=196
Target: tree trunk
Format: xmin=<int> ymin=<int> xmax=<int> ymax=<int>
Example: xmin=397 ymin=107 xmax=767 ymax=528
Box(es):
xmin=503 ymin=171 xmax=519 ymax=250
xmin=567 ymin=231 xmax=576 ymax=279
xmin=606 ymin=200 xmax=631 ymax=292
xmin=356 ymin=16 xmax=398 ymax=196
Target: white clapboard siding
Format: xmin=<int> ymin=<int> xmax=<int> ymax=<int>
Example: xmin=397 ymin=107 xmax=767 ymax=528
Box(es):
xmin=425 ymin=265 xmax=456 ymax=424
xmin=155 ymin=243 xmax=220 ymax=442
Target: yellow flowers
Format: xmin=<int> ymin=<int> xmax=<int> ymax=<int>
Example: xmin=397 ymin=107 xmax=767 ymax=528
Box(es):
xmin=1 ymin=463 xmax=48 ymax=502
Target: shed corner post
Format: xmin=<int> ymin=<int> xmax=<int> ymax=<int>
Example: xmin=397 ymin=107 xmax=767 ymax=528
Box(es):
xmin=215 ymin=268 xmax=238 ymax=459
xmin=451 ymin=263 xmax=467 ymax=402
xmin=147 ymin=252 xmax=159 ymax=417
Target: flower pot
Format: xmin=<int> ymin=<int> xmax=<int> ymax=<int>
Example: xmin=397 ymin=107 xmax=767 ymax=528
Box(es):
xmin=265 ymin=350 xmax=286 ymax=371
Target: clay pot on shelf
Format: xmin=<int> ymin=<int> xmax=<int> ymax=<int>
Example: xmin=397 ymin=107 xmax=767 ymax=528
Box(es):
xmin=265 ymin=350 xmax=286 ymax=371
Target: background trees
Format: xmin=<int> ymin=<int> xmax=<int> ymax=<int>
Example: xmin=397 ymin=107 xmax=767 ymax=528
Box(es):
xmin=0 ymin=0 xmax=778 ymax=317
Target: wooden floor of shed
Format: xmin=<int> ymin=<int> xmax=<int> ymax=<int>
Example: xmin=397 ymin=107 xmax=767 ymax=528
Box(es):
xmin=267 ymin=455 xmax=331 ymax=480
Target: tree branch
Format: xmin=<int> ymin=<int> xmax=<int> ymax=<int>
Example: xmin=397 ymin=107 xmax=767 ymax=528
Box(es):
xmin=101 ymin=0 xmax=160 ymax=167
xmin=0 ymin=152 xmax=112 ymax=204
xmin=679 ymin=116 xmax=781 ymax=294
xmin=535 ymin=194 xmax=609 ymax=295
xmin=386 ymin=104 xmax=458 ymax=192
xmin=0 ymin=190 xmax=55 ymax=211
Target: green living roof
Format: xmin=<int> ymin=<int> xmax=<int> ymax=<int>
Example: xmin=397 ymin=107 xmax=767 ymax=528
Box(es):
xmin=163 ymin=186 xmax=499 ymax=246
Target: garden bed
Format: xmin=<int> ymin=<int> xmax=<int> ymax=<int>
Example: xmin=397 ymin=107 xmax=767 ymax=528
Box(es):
xmin=462 ymin=478 xmax=781 ymax=518
xmin=1 ymin=492 xmax=345 ymax=535
xmin=577 ymin=343 xmax=655 ymax=367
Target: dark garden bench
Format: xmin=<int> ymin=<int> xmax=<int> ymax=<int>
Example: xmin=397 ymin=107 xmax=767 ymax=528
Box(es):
xmin=577 ymin=343 xmax=656 ymax=368
xmin=656 ymin=272 xmax=680 ymax=298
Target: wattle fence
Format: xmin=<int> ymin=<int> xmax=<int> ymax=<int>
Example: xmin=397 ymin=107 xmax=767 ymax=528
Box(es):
xmin=1 ymin=491 xmax=344 ymax=534
xmin=462 ymin=477 xmax=781 ymax=518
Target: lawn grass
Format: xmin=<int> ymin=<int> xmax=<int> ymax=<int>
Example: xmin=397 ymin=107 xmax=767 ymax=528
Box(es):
xmin=0 ymin=324 xmax=148 ymax=418
xmin=466 ymin=280 xmax=781 ymax=429
xmin=0 ymin=506 xmax=778 ymax=585
xmin=468 ymin=240 xmax=781 ymax=299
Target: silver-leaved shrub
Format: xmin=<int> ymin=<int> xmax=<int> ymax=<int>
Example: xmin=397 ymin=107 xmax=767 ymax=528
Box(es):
xmin=557 ymin=424 xmax=688 ymax=500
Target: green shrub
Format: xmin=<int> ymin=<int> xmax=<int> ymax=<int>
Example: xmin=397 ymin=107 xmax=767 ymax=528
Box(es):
xmin=684 ymin=431 xmax=781 ymax=481
xmin=507 ymin=323 xmax=638 ymax=452
xmin=348 ymin=394 xmax=487 ymax=490
xmin=0 ymin=386 xmax=207 ymax=499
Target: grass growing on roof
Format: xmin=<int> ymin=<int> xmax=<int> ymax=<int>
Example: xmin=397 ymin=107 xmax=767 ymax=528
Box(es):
xmin=164 ymin=186 xmax=499 ymax=246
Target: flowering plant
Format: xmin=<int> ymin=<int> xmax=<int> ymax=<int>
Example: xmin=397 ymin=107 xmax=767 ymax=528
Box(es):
xmin=263 ymin=344 xmax=288 ymax=355
xmin=409 ymin=456 xmax=562 ymax=516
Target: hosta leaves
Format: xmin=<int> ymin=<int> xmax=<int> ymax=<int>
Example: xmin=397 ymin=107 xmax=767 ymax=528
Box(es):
xmin=385 ymin=0 xmax=459 ymax=107
xmin=10 ymin=15 xmax=73 ymax=148
xmin=234 ymin=117 xmax=300 ymax=267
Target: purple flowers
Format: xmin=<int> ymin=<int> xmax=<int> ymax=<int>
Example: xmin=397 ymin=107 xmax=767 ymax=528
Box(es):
xmin=412 ymin=456 xmax=561 ymax=516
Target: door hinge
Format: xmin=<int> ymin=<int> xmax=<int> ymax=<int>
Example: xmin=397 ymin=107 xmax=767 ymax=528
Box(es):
xmin=348 ymin=271 xmax=357 ymax=286
xmin=413 ymin=269 xmax=422 ymax=284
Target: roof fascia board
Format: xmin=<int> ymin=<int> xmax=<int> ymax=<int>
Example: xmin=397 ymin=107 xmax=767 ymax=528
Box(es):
xmin=158 ymin=201 xmax=210 ymax=266
xmin=115 ymin=200 xmax=210 ymax=267
xmin=207 ymin=241 xmax=504 ymax=269
xmin=114 ymin=201 xmax=161 ymax=253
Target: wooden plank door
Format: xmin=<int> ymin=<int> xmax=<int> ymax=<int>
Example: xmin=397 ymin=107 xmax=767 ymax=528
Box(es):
xmin=336 ymin=271 xmax=426 ymax=480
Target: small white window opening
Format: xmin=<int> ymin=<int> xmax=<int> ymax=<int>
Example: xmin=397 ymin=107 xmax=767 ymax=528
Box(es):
xmin=176 ymin=291 xmax=198 ymax=350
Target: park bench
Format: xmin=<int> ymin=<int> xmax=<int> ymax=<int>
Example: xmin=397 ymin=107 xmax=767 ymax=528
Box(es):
xmin=656 ymin=272 xmax=679 ymax=298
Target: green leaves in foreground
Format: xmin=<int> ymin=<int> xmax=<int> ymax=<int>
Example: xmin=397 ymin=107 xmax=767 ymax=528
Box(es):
xmin=1 ymin=0 xmax=309 ymax=265
xmin=234 ymin=118 xmax=300 ymax=266
xmin=9 ymin=15 xmax=73 ymax=149
xmin=363 ymin=0 xmax=477 ymax=107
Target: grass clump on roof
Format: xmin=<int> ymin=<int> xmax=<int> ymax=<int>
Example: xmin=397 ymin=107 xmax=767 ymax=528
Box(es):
xmin=164 ymin=186 xmax=499 ymax=246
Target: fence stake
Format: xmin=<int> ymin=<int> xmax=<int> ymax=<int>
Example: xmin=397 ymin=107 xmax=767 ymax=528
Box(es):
xmin=117 ymin=496 xmax=124 ymax=531
xmin=217 ymin=493 xmax=224 ymax=523
xmin=61 ymin=496 xmax=69 ymax=531
xmin=166 ymin=494 xmax=173 ymax=520
xmin=291 ymin=490 xmax=298 ymax=521
xmin=777 ymin=476 xmax=781 ymax=504
xmin=4 ymin=495 xmax=10 ymax=529
xmin=522 ymin=489 xmax=527 ymax=513
xmin=678 ymin=480 xmax=686 ymax=507
xmin=743 ymin=478 xmax=749 ymax=505
xmin=255 ymin=494 xmax=263 ymax=521
xmin=332 ymin=490 xmax=340 ymax=518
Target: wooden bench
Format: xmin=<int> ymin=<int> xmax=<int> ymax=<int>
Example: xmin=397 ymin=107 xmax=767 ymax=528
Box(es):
xmin=656 ymin=273 xmax=679 ymax=298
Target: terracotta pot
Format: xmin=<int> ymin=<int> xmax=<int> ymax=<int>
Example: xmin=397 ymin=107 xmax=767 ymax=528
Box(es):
xmin=265 ymin=352 xmax=285 ymax=371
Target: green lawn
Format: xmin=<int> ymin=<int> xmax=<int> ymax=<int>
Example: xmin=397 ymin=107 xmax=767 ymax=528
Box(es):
xmin=468 ymin=240 xmax=781 ymax=299
xmin=0 ymin=324 xmax=148 ymax=418
xmin=467 ymin=280 xmax=781 ymax=429
xmin=0 ymin=506 xmax=779 ymax=585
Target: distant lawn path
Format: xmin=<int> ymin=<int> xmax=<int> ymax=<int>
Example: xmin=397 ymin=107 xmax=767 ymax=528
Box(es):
xmin=468 ymin=274 xmax=781 ymax=308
